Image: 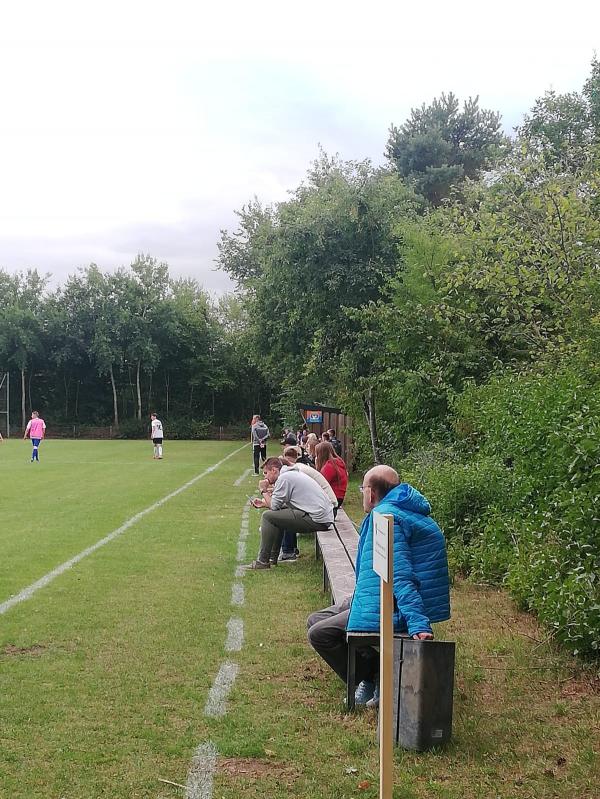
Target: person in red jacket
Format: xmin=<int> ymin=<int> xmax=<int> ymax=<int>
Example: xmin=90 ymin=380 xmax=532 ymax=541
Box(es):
xmin=315 ymin=441 xmax=348 ymax=517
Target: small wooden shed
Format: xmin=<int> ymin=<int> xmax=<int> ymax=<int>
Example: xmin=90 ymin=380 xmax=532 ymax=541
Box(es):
xmin=297 ymin=402 xmax=352 ymax=465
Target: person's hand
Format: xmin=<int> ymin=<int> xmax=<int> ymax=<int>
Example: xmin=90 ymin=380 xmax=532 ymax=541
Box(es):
xmin=258 ymin=478 xmax=269 ymax=492
xmin=251 ymin=498 xmax=265 ymax=508
xmin=412 ymin=632 xmax=434 ymax=640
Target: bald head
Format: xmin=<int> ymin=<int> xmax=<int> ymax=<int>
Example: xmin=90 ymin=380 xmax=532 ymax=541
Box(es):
xmin=362 ymin=465 xmax=400 ymax=510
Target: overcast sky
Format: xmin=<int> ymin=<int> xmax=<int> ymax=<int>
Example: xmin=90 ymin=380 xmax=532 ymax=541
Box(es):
xmin=0 ymin=1 xmax=598 ymax=294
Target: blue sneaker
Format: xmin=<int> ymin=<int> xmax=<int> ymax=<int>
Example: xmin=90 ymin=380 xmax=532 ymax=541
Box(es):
xmin=366 ymin=679 xmax=380 ymax=709
xmin=354 ymin=680 xmax=375 ymax=705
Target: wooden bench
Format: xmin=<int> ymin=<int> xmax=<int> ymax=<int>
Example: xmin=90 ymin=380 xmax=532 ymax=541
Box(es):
xmin=314 ymin=510 xmax=376 ymax=710
xmin=315 ymin=508 xmax=359 ymax=605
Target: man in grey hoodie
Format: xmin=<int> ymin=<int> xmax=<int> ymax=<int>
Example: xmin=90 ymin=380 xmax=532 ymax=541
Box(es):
xmin=245 ymin=457 xmax=334 ymax=569
xmin=251 ymin=416 xmax=270 ymax=475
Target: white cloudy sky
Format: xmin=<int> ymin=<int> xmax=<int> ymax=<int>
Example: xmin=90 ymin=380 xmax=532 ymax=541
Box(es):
xmin=0 ymin=1 xmax=598 ymax=294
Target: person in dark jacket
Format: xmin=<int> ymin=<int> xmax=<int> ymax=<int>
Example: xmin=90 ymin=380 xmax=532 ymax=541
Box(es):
xmin=327 ymin=428 xmax=343 ymax=457
xmin=250 ymin=416 xmax=270 ymax=475
xmin=307 ymin=464 xmax=450 ymax=705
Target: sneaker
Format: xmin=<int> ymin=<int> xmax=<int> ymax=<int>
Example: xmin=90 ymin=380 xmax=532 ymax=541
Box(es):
xmin=269 ymin=558 xmax=278 ymax=567
xmin=242 ymin=560 xmax=270 ymax=570
xmin=354 ymin=680 xmax=375 ymax=705
xmin=279 ymin=552 xmax=298 ymax=562
xmin=366 ymin=680 xmax=380 ymax=709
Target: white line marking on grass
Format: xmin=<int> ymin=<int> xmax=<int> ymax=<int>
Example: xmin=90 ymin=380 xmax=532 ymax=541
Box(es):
xmin=234 ymin=468 xmax=253 ymax=486
xmin=236 ymin=541 xmax=247 ymax=562
xmin=186 ymin=740 xmax=218 ymax=799
xmin=225 ymin=617 xmax=244 ymax=652
xmin=0 ymin=444 xmax=248 ymax=617
xmin=231 ymin=582 xmax=244 ymax=606
xmin=204 ymin=661 xmax=239 ymax=718
xmin=188 ymin=503 xmax=249 ymax=797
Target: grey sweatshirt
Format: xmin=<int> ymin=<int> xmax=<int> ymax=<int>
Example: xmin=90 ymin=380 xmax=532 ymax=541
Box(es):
xmin=270 ymin=465 xmax=334 ymax=525
xmin=251 ymin=421 xmax=270 ymax=445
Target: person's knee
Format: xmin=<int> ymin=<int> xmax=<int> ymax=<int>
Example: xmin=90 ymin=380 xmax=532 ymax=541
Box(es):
xmin=307 ymin=621 xmax=321 ymax=647
xmin=306 ymin=610 xmax=320 ymax=631
xmin=307 ymin=618 xmax=342 ymax=650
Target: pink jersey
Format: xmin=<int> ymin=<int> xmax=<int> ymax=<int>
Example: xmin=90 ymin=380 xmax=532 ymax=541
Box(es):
xmin=26 ymin=418 xmax=46 ymax=438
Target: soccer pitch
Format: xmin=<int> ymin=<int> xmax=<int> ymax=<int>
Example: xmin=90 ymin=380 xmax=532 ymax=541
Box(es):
xmin=0 ymin=439 xmax=256 ymax=797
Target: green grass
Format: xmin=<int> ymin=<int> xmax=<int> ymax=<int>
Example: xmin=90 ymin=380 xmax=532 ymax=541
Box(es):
xmin=1 ymin=443 xmax=598 ymax=798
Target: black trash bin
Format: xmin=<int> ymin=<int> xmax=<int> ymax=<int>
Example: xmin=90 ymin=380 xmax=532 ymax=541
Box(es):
xmin=380 ymin=637 xmax=455 ymax=751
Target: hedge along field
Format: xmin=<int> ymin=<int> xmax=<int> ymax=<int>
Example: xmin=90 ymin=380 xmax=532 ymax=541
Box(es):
xmin=404 ymin=361 xmax=600 ymax=660
xmin=0 ymin=439 xmax=251 ymax=798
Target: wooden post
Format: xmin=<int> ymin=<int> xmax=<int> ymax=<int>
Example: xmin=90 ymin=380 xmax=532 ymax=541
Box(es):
xmin=373 ymin=512 xmax=394 ymax=799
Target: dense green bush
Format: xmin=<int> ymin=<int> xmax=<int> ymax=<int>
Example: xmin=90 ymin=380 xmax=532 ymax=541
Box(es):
xmin=426 ymin=361 xmax=600 ymax=657
xmin=115 ymin=416 xmax=214 ymax=440
xmin=115 ymin=419 xmax=148 ymax=439
xmin=163 ymin=417 xmax=213 ymax=440
xmin=403 ymin=445 xmax=512 ymax=542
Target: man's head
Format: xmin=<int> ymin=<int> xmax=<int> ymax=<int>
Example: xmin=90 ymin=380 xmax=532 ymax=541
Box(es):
xmin=360 ymin=465 xmax=400 ymax=512
xmin=263 ymin=456 xmax=283 ymax=484
xmin=328 ymin=428 xmax=336 ymax=437
xmin=31 ymin=411 xmax=39 ymax=419
xmin=150 ymin=413 xmax=156 ymax=420
xmin=282 ymin=446 xmax=300 ymax=464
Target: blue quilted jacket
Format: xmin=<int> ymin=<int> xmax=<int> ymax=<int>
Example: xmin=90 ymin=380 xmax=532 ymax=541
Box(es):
xmin=346 ymin=483 xmax=450 ymax=635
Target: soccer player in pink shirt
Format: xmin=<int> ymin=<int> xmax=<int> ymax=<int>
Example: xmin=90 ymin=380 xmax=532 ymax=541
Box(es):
xmin=23 ymin=410 xmax=46 ymax=462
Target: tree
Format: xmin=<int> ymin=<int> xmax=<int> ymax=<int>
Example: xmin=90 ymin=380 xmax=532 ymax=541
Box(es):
xmin=126 ymin=254 xmax=170 ymax=420
xmin=386 ymin=93 xmax=507 ymax=205
xmin=0 ymin=270 xmax=47 ymax=427
xmin=218 ymin=154 xmax=418 ymax=429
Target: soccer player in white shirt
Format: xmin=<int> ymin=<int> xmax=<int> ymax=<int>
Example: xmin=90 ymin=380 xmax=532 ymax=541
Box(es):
xmin=150 ymin=413 xmax=164 ymax=459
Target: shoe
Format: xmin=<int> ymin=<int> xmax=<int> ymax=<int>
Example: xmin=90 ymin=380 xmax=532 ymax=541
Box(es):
xmin=242 ymin=560 xmax=270 ymax=570
xmin=354 ymin=680 xmax=375 ymax=705
xmin=366 ymin=680 xmax=379 ymax=709
xmin=269 ymin=558 xmax=278 ymax=567
xmin=279 ymin=552 xmax=298 ymax=562
xmin=254 ymin=471 xmax=259 ymax=476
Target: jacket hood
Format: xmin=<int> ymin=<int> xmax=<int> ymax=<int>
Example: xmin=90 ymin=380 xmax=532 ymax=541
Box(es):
xmin=254 ymin=421 xmax=268 ymax=429
xmin=377 ymin=482 xmax=431 ymax=516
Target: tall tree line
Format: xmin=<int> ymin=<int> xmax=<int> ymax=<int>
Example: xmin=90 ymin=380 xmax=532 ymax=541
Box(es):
xmin=0 ymin=255 xmax=266 ymax=431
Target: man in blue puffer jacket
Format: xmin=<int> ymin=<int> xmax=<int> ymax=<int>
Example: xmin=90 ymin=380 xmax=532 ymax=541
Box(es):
xmin=307 ymin=465 xmax=450 ymax=704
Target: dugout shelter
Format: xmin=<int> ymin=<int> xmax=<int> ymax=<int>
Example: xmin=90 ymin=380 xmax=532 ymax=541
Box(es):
xmin=297 ymin=402 xmax=352 ymax=465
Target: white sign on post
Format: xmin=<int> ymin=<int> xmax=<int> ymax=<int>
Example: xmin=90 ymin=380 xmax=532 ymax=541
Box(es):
xmin=372 ymin=510 xmax=394 ymax=799
xmin=373 ymin=511 xmax=391 ymax=582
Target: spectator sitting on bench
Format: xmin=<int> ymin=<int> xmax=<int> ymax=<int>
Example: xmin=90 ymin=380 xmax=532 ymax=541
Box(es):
xmin=276 ymin=446 xmax=338 ymax=561
xmin=245 ymin=457 xmax=334 ymax=570
xmin=315 ymin=441 xmax=348 ymax=518
xmin=306 ymin=465 xmax=450 ymax=707
xmin=304 ymin=433 xmax=318 ymax=467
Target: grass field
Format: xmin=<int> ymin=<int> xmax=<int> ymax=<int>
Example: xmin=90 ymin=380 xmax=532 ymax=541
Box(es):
xmin=1 ymin=439 xmax=598 ymax=799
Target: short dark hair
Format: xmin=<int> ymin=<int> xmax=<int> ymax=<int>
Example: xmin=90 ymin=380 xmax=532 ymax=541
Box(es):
xmin=328 ymin=428 xmax=336 ymax=436
xmin=366 ymin=474 xmax=400 ymax=503
xmin=263 ymin=457 xmax=283 ymax=471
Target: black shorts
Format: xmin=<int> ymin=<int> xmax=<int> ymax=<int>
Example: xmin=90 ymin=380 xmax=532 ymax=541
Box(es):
xmin=152 ymin=438 xmax=163 ymax=445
